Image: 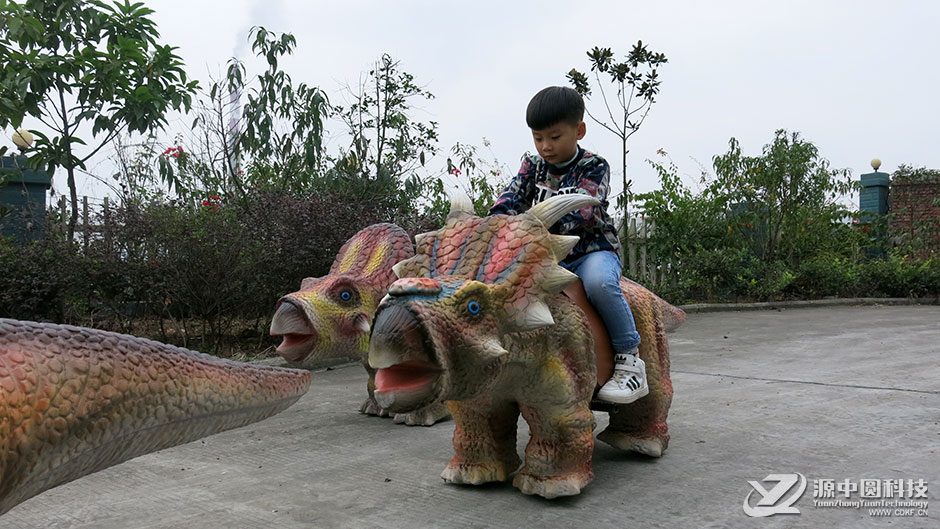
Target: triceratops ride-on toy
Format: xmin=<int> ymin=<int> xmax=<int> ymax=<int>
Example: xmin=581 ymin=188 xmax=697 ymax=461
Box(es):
xmin=269 ymin=223 xmax=451 ymax=426
xmin=367 ymin=194 xmax=685 ymax=499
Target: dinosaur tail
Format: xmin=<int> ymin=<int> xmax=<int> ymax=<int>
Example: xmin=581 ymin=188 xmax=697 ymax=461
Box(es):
xmin=660 ymin=302 xmax=687 ymax=333
xmin=0 ymin=319 xmax=311 ymax=515
xmin=620 ymin=278 xmax=686 ymax=332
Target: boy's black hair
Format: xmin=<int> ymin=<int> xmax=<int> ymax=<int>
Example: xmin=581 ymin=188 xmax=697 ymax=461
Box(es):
xmin=525 ymin=86 xmax=585 ymax=130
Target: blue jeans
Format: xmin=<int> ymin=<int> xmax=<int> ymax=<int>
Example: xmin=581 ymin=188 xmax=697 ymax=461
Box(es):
xmin=561 ymin=251 xmax=641 ymax=352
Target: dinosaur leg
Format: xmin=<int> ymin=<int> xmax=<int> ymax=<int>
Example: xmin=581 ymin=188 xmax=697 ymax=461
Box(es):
xmin=441 ymin=398 xmax=521 ymax=485
xmin=514 ymin=400 xmax=595 ymax=499
xmin=597 ymin=324 xmax=673 ymax=457
xmin=392 ymin=401 xmax=450 ymax=426
xmin=359 ymin=363 xmax=391 ymax=417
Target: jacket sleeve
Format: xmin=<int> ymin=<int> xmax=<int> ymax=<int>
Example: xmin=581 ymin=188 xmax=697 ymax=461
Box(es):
xmin=488 ymin=156 xmax=537 ymax=216
xmin=554 ymin=157 xmax=611 ymax=232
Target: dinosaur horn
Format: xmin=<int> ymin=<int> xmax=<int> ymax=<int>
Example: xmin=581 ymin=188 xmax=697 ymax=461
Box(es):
xmin=447 ymin=192 xmax=475 ymax=221
xmin=548 ymin=234 xmax=580 ymax=262
xmin=509 ymin=299 xmax=555 ymax=331
xmin=542 ymin=266 xmax=579 ymax=295
xmin=526 ymin=194 xmax=600 ymax=228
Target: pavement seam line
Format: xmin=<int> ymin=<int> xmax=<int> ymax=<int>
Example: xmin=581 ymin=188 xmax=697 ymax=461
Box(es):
xmin=672 ymin=370 xmax=940 ymax=395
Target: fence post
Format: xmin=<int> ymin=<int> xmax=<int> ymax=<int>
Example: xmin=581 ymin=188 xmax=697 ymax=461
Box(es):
xmin=638 ymin=219 xmax=648 ymax=284
xmin=628 ymin=217 xmax=638 ymax=278
xmin=103 ymin=196 xmax=112 ymax=256
xmin=647 ymin=220 xmax=656 ymax=286
xmin=82 ymin=196 xmax=89 ymax=253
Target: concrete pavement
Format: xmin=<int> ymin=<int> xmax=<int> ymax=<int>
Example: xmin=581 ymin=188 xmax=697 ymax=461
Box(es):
xmin=4 ymin=304 xmax=938 ymax=528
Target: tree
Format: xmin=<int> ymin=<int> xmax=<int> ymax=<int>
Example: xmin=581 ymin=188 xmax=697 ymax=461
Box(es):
xmin=156 ymin=26 xmax=330 ymax=201
xmin=331 ymin=53 xmax=438 ymax=212
xmin=711 ymin=129 xmax=856 ymax=266
xmin=422 ymin=139 xmax=509 ymax=225
xmin=567 ymin=41 xmax=667 ymax=247
xmin=0 ymin=0 xmax=198 ymax=239
xmin=228 ymin=27 xmax=329 ymax=195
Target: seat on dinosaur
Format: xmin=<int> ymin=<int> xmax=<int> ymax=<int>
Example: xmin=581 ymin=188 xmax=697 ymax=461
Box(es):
xmin=562 ymin=280 xmax=614 ymax=386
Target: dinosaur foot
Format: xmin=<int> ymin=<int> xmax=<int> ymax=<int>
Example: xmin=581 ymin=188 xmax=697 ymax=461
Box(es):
xmin=441 ymin=459 xmax=517 ymax=485
xmin=597 ymin=428 xmax=668 ymax=458
xmin=512 ymin=471 xmax=593 ymax=499
xmin=359 ymin=397 xmax=391 ymax=417
xmin=392 ymin=401 xmax=450 ymax=426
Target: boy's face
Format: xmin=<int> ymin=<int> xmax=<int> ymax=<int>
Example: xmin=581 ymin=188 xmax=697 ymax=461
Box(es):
xmin=531 ymin=121 xmax=585 ymax=165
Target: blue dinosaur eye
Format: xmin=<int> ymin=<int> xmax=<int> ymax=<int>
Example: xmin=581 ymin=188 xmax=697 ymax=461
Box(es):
xmin=341 ymin=291 xmax=352 ymax=301
xmin=467 ymin=300 xmax=481 ymax=314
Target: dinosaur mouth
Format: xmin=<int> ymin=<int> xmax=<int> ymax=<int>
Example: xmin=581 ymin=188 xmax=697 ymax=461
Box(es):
xmin=369 ymin=304 xmax=442 ymax=412
xmin=270 ymin=300 xmax=318 ymax=364
xmin=374 ymin=361 xmax=442 ymax=411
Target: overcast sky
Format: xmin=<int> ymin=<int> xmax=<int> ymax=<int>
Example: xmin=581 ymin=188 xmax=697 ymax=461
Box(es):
xmin=5 ymin=0 xmax=940 ymax=206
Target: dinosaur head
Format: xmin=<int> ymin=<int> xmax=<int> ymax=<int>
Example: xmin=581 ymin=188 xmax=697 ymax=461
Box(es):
xmin=368 ymin=277 xmax=510 ymax=412
xmin=368 ymin=193 xmax=599 ymax=413
xmin=269 ymin=223 xmax=414 ymax=367
xmin=271 ymin=275 xmax=375 ymax=365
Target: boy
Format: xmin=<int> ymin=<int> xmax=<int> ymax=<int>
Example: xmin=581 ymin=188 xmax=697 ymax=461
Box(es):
xmin=488 ymin=86 xmax=646 ymax=404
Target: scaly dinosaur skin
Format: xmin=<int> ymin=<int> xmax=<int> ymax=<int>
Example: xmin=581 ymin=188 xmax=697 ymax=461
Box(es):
xmin=269 ymin=223 xmax=447 ymax=426
xmin=368 ymin=195 xmax=684 ymax=498
xmin=0 ymin=318 xmax=311 ymax=516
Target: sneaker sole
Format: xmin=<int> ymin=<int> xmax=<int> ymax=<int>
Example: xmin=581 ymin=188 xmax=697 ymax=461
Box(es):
xmin=596 ymin=385 xmax=649 ymax=405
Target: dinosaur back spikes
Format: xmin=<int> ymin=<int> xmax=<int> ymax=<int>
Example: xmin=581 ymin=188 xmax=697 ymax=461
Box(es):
xmin=393 ymin=195 xmax=595 ymax=328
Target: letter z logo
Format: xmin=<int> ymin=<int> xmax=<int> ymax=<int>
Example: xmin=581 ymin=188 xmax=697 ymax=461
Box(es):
xmin=743 ymin=473 xmax=807 ymax=517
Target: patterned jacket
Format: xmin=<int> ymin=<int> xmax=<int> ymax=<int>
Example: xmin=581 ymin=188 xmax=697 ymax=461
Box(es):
xmin=489 ymin=147 xmax=620 ymax=264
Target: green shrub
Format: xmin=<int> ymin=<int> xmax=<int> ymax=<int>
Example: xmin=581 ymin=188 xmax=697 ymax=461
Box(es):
xmin=860 ymin=252 xmax=940 ymax=298
xmin=789 ymin=254 xmax=863 ymax=298
xmin=0 ymin=235 xmax=85 ymax=322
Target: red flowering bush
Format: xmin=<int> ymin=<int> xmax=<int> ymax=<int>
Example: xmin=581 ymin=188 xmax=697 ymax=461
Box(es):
xmin=161 ymin=146 xmax=183 ymax=158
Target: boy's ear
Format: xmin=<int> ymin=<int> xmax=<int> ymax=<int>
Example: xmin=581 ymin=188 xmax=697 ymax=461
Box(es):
xmin=576 ymin=121 xmax=586 ymax=139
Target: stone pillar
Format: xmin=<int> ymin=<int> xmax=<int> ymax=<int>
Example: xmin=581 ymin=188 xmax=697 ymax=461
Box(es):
xmin=859 ymin=158 xmax=889 ymax=222
xmin=0 ymin=155 xmax=53 ymax=242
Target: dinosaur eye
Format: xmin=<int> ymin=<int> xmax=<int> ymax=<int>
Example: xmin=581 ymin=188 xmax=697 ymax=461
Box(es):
xmin=467 ymin=300 xmax=481 ymax=314
xmin=340 ymin=290 xmax=352 ymax=301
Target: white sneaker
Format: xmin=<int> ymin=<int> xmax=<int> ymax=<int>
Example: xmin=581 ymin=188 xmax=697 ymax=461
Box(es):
xmin=597 ymin=351 xmax=649 ymax=404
